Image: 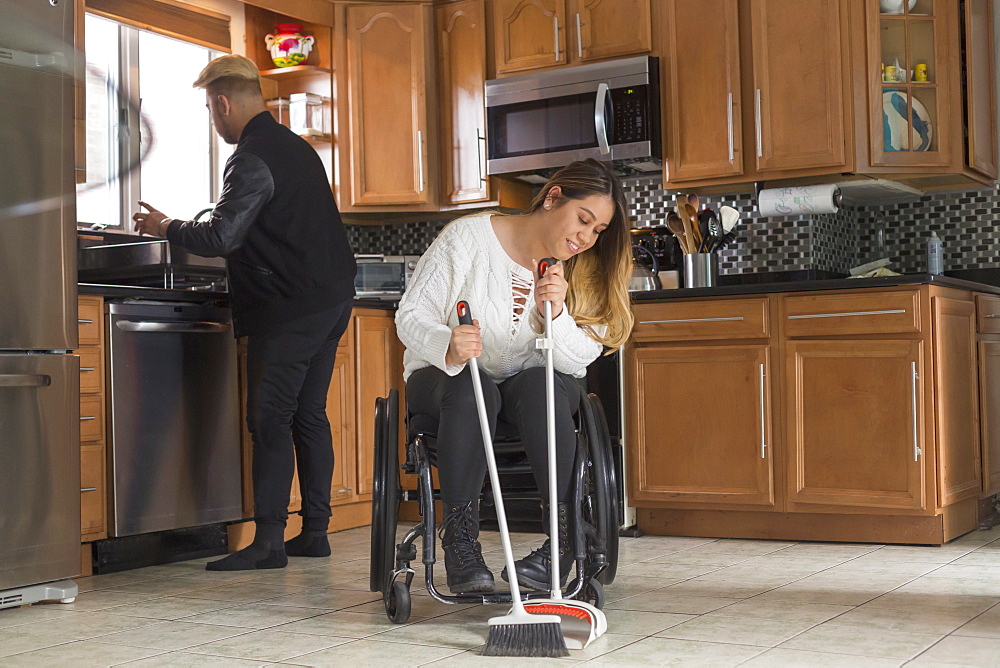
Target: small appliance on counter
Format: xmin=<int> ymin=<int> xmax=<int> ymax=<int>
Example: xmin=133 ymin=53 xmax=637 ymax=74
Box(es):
xmin=630 ymin=227 xmax=681 ymax=290
xmin=354 ymin=254 xmax=419 ymax=299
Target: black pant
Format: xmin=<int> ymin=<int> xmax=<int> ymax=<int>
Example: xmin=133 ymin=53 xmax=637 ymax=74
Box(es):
xmin=406 ymin=365 xmax=581 ymax=507
xmin=245 ymin=301 xmax=352 ymax=535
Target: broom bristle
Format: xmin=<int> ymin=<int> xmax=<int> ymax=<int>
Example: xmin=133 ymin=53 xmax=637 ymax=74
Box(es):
xmin=481 ymin=622 xmax=569 ymax=657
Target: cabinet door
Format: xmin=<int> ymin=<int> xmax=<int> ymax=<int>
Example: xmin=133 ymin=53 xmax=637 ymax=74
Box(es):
xmin=572 ymin=0 xmax=651 ymax=62
xmin=980 ymin=340 xmax=1000 ymax=495
xmin=662 ymin=0 xmax=742 ymax=182
xmin=437 ymin=0 xmax=489 ymax=204
xmin=866 ymin=0 xmax=959 ymax=168
xmin=627 ymin=345 xmax=775 ymax=507
xmin=494 ymin=0 xmax=567 ymax=74
xmin=345 ymin=4 xmax=431 ymax=205
xmin=327 ymin=338 xmax=356 ymax=506
xmin=785 ymin=339 xmax=926 ymax=511
xmin=964 ymin=0 xmax=998 ymax=180
xmin=933 ymin=297 xmax=981 ymax=505
xmin=354 ymin=312 xmax=401 ymax=500
xmin=750 ymin=0 xmax=848 ymax=172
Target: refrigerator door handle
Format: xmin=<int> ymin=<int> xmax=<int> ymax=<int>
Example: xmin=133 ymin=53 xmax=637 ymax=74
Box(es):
xmin=0 ymin=374 xmax=52 ymax=387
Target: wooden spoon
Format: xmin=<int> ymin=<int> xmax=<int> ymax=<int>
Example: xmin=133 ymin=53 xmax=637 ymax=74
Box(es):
xmin=666 ymin=212 xmax=690 ymax=254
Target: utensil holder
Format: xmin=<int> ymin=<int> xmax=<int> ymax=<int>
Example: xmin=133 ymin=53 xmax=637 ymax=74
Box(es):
xmin=683 ymin=253 xmax=719 ymax=288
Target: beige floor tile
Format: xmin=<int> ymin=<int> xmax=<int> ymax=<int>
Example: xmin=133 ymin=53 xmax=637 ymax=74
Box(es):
xmin=184 ymin=629 xmax=351 ymax=661
xmin=42 ymin=589 xmax=161 ymax=613
xmin=740 ymin=647 xmax=903 ymax=667
xmin=101 ymin=596 xmax=240 ymax=621
xmin=656 ymin=579 xmax=778 ymax=599
xmin=712 ymin=557 xmax=843 ymax=575
xmin=0 ymin=626 xmax=82 ymax=659
xmin=367 ymin=618 xmax=488 ymax=649
xmin=748 ymin=586 xmax=880 ymax=608
xmin=0 ymin=605 xmax=68 ymax=630
xmin=602 ymin=580 xmax=681 ymax=604
xmin=656 ymin=613 xmax=817 ymax=648
xmin=648 ymin=552 xmax=751 ymax=568
xmin=101 ymin=578 xmax=205 ymax=597
xmin=341 ymin=592 xmax=460 ymax=619
xmin=423 ymin=650 xmax=585 ymax=666
xmin=117 ymin=651 xmax=270 ymax=667
xmin=259 ymin=588 xmax=381 ymax=611
xmin=871 ymin=545 xmax=978 ymax=563
xmin=907 ymin=636 xmax=1000 ymax=666
xmin=95 ymin=620 xmax=249 ymax=650
xmin=765 ymin=543 xmax=883 ymax=560
xmin=951 ymin=551 xmax=1000 ymax=566
xmin=274 ymin=610 xmax=429 ymax=639
xmin=71 ymin=572 xmax=170 ymax=593
xmin=282 ymin=638 xmax=464 ymax=666
xmin=181 ymin=602 xmax=325 ymax=629
xmin=923 ymin=564 xmax=1000 ymax=581
xmin=176 ymin=583 xmax=309 ymax=604
xmin=12 ymin=611 xmax=159 ymax=641
xmin=952 ymin=603 xmax=1000 ymax=639
xmin=601 ymin=609 xmax=695 ymax=636
xmin=864 ymin=591 xmax=1000 ymax=616
xmin=686 ymin=540 xmax=795 ymax=557
xmin=606 ymin=591 xmax=741 ymax=615
xmin=703 ymin=599 xmax=852 ymax=624
xmin=587 ymin=636 xmax=765 ymax=667
xmin=615 ymin=561 xmax=722 ymax=580
xmin=0 ymin=639 xmax=166 ymax=666
xmin=778 ymin=622 xmax=940 ymax=660
xmin=832 ymin=601 xmax=982 ymax=635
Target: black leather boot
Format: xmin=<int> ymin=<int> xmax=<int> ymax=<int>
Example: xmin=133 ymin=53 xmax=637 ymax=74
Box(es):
xmin=439 ymin=500 xmax=494 ymax=594
xmin=502 ymin=502 xmax=574 ymax=591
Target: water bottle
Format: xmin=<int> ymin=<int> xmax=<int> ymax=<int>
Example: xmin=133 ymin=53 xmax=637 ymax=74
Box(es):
xmin=927 ymin=231 xmax=944 ymax=275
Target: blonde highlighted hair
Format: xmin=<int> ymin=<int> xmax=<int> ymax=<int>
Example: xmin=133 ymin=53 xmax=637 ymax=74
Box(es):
xmin=530 ymin=159 xmax=634 ymax=352
xmin=192 ymin=54 xmax=262 ymax=98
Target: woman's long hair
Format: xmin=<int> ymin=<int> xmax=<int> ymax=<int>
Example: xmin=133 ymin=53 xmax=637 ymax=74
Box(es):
xmin=527 ymin=158 xmax=634 ymax=352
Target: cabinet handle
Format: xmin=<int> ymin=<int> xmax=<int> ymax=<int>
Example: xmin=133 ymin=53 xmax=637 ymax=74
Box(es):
xmin=639 ymin=316 xmax=744 ymax=325
xmin=477 ymin=130 xmax=486 ymax=183
xmin=755 ymin=88 xmax=762 ymax=158
xmin=787 ymin=309 xmax=905 ymax=320
xmin=0 ymin=374 xmax=51 ymax=387
xmin=416 ymin=130 xmax=424 ymax=192
xmin=727 ymin=92 xmax=734 ymax=162
xmin=81 ymin=487 xmax=97 ymax=493
xmin=985 ymin=314 xmax=1000 ymax=318
xmin=332 ymin=488 xmax=353 ymax=493
xmin=911 ymin=360 xmax=921 ymax=461
xmin=78 ymin=318 xmax=93 ymax=324
xmin=80 ymin=367 xmax=95 ymax=372
xmin=575 ymin=13 xmax=583 ymax=59
xmin=80 ymin=416 xmax=97 ymax=421
xmin=759 ymin=363 xmax=767 ymax=459
xmin=553 ymin=16 xmax=560 ymax=61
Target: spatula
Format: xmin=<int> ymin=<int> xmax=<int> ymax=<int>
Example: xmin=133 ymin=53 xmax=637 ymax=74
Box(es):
xmin=719 ymin=205 xmax=740 ymax=233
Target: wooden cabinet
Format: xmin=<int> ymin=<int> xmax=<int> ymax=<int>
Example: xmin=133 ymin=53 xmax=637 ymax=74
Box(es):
xmin=337 ymin=3 xmax=435 ymax=209
xmin=977 ymin=295 xmax=1000 ymax=496
xmin=963 ymin=0 xmax=998 ymax=180
xmin=661 ymin=0 xmax=743 ymax=183
xmin=437 ymin=0 xmax=490 ymax=205
xmin=493 ymin=0 xmax=651 ymax=75
xmin=76 ymin=295 xmax=106 ymax=543
xmin=327 ymin=333 xmax=356 ymax=506
xmin=628 ymin=286 xmax=984 ymax=545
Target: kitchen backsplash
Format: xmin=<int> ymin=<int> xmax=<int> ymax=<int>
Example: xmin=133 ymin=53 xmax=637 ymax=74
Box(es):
xmin=346 ymin=177 xmax=1000 ymax=276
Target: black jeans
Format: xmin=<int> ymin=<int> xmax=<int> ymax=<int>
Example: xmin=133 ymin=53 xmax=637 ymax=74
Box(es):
xmin=406 ymin=365 xmax=582 ymax=507
xmin=245 ymin=301 xmax=352 ymax=535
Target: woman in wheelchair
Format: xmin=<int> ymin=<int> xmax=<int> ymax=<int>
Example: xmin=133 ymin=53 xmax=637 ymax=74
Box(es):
xmin=394 ymin=158 xmax=633 ymax=595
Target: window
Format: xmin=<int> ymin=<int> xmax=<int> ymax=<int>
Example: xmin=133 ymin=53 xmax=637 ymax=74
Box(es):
xmin=76 ymin=13 xmax=232 ymax=229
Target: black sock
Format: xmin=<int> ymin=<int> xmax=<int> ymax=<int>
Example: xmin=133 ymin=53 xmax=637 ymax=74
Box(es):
xmin=207 ymin=528 xmax=287 ymax=571
xmin=285 ymin=530 xmax=331 ymax=557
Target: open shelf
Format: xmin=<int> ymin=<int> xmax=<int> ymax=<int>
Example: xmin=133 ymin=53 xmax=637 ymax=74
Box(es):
xmin=259 ymin=65 xmax=332 ymax=80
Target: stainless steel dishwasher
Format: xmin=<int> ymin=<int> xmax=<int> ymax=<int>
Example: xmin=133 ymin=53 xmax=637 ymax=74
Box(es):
xmin=106 ymin=301 xmax=242 ymax=536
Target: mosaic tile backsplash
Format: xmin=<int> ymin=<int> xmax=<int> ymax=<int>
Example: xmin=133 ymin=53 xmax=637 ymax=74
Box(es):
xmin=345 ymin=177 xmax=1000 ymax=277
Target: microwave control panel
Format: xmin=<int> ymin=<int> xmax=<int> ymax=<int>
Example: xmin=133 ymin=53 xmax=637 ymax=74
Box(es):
xmin=611 ymin=87 xmax=651 ymax=144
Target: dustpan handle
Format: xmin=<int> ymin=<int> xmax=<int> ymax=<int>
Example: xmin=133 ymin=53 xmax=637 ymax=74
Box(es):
xmin=536 ymin=258 xmax=562 ymax=600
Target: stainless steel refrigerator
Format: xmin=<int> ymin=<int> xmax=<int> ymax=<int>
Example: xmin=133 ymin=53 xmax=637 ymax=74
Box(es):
xmin=0 ymin=0 xmax=81 ymax=607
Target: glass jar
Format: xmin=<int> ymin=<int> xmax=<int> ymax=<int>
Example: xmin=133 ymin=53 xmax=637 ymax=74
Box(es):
xmin=289 ymin=92 xmax=330 ymax=137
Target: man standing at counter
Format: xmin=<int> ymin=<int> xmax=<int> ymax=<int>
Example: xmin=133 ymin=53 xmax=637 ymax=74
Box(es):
xmin=133 ymin=55 xmax=356 ymax=571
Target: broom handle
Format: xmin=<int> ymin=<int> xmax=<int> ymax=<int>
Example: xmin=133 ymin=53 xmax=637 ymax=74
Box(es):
xmin=456 ymin=301 xmax=527 ymax=615
xmin=538 ymin=259 xmax=562 ymax=601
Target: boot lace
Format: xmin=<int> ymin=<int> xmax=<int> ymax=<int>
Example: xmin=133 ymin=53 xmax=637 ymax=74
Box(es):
xmin=439 ymin=504 xmax=486 ymax=567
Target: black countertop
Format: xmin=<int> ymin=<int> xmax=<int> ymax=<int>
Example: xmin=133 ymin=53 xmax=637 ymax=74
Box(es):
xmin=632 ymin=270 xmax=1000 ymax=301
xmin=79 ymin=283 xmax=400 ymax=310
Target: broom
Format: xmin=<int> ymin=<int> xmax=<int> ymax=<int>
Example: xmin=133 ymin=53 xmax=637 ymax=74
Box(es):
xmin=521 ymin=259 xmax=608 ymax=650
xmin=455 ymin=301 xmax=568 ymax=658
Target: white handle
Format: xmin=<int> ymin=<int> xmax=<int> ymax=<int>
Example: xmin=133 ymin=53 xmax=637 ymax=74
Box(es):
xmin=759 ymin=363 xmax=767 ymax=459
xmin=575 ymin=13 xmax=583 ymax=58
xmin=727 ymin=92 xmax=734 ymax=162
xmin=553 ymin=16 xmax=560 ymax=61
xmin=755 ymin=88 xmax=762 ymax=158
xmin=543 ymin=298 xmax=562 ymax=599
xmin=911 ymin=361 xmax=921 ymax=461
xmin=416 ymin=130 xmax=424 ymax=192
xmin=595 ymin=82 xmax=611 ymax=155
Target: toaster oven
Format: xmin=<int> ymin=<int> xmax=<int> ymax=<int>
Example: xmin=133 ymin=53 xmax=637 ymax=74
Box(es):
xmin=354 ymin=255 xmax=419 ymax=299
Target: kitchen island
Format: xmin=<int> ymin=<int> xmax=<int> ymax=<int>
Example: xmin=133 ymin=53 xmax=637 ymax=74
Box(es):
xmin=625 ymin=272 xmax=1000 ymax=545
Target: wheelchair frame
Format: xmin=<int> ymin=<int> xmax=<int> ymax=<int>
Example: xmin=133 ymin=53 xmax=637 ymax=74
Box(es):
xmin=369 ymin=387 xmax=621 ymax=624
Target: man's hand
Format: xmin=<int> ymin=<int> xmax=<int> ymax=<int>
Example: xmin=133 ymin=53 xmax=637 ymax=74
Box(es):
xmin=132 ymin=201 xmax=170 ymax=237
xmin=445 ymin=319 xmax=482 ymax=365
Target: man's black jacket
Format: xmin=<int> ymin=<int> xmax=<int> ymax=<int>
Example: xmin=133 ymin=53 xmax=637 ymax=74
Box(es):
xmin=167 ymin=112 xmax=356 ymax=337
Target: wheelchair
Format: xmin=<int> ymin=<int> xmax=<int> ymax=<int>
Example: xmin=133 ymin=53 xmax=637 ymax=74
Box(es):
xmin=369 ymin=386 xmax=621 ymax=624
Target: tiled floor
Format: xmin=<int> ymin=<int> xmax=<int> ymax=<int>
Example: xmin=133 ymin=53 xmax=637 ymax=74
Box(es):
xmin=1 ymin=524 xmax=999 ymax=666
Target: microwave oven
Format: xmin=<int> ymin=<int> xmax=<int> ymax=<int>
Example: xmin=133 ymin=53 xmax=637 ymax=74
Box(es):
xmin=354 ymin=255 xmax=419 ymax=299
xmin=485 ymin=56 xmax=660 ymax=176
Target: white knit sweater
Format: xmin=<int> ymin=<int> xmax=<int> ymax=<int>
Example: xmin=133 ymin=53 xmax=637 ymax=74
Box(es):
xmin=395 ymin=213 xmax=605 ymax=382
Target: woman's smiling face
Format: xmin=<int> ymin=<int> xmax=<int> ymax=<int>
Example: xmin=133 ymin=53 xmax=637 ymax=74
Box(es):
xmin=543 ymin=187 xmax=615 ymax=261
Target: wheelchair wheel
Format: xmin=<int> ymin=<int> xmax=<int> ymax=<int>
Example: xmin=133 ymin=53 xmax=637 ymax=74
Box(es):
xmin=582 ymin=579 xmax=606 ymax=609
xmin=581 ymin=393 xmax=620 ymax=585
xmin=384 ymin=579 xmax=411 ymax=623
xmin=370 ymin=389 xmax=400 ymax=594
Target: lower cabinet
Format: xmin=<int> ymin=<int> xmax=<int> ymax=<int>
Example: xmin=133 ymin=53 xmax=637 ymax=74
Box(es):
xmin=977 ymin=295 xmax=1000 ymax=496
xmin=77 ymin=296 xmax=106 ymax=547
xmin=627 ymin=286 xmax=984 ymax=545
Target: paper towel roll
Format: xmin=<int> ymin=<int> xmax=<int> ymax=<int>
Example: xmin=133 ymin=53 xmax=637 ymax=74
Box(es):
xmin=757 ymin=184 xmax=842 ymax=217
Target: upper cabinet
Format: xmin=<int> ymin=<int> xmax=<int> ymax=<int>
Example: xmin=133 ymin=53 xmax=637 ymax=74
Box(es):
xmin=337 ymin=3 xmax=435 ymax=209
xmin=963 ymin=0 xmax=998 ymax=180
xmin=493 ymin=0 xmax=652 ymax=75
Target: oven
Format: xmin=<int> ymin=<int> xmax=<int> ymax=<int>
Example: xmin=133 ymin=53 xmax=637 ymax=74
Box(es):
xmin=486 ymin=56 xmax=660 ymax=175
xmin=106 ymin=301 xmax=241 ymax=536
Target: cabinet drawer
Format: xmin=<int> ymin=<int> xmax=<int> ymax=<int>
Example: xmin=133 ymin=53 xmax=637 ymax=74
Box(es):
xmin=79 ymin=394 xmax=104 ymax=443
xmin=783 ymin=291 xmax=921 ymax=336
xmin=78 ymin=348 xmax=102 ymax=393
xmin=977 ymin=294 xmax=1000 ymax=334
xmin=78 ymin=297 xmax=102 ymax=346
xmin=80 ymin=445 xmax=106 ymax=538
xmin=632 ymin=298 xmax=769 ymax=342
